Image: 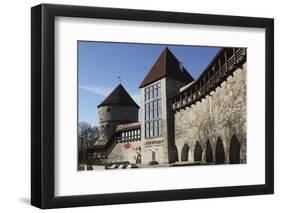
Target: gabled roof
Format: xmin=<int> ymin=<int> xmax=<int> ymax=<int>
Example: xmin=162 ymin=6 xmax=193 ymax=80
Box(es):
xmin=98 ymin=84 xmax=139 ymax=108
xmin=139 ymin=47 xmax=194 ymax=88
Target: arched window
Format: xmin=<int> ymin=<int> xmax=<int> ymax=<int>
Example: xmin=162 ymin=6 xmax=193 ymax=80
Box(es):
xmin=194 ymin=142 xmax=203 ymax=161
xmin=181 ymin=144 xmax=189 ymax=161
xmin=205 ymin=140 xmax=213 ymax=163
xmin=229 ymin=135 xmax=241 ymax=164
xmin=215 ymin=138 xmax=225 ymax=164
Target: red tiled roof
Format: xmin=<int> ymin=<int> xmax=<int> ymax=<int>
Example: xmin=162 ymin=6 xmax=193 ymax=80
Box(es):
xmin=139 ymin=47 xmax=194 ymax=88
xmin=98 ymin=84 xmax=139 ymax=108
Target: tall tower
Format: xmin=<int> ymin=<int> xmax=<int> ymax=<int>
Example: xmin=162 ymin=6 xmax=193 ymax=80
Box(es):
xmin=139 ymin=47 xmax=194 ymax=164
xmin=96 ymin=84 xmax=139 ymax=146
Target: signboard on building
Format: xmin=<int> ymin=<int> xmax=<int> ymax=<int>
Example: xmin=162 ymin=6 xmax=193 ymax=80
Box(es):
xmin=144 ymin=140 xmax=163 ymax=146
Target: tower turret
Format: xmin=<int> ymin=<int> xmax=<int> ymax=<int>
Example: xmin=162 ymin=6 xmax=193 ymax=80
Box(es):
xmin=96 ymin=84 xmax=139 ymax=145
xmin=139 ymin=47 xmax=194 ymax=164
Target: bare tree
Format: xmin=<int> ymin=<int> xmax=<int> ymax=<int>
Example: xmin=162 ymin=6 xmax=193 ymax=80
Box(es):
xmin=78 ymin=122 xmax=99 ymax=164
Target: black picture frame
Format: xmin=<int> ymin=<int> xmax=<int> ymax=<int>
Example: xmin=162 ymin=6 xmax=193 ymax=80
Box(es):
xmin=31 ymin=3 xmax=274 ymax=209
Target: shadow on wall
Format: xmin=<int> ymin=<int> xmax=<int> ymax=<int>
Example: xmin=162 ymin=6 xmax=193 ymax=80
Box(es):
xmin=177 ymin=135 xmax=242 ymax=164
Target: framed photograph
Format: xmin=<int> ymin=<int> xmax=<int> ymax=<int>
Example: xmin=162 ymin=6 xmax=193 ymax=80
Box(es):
xmin=31 ymin=4 xmax=274 ymax=209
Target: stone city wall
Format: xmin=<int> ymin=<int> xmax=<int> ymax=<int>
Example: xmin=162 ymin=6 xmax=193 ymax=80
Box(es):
xmin=106 ymin=141 xmax=141 ymax=164
xmin=174 ymin=63 xmax=247 ymax=164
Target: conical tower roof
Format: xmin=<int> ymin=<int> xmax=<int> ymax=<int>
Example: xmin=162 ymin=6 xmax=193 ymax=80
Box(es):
xmin=98 ymin=84 xmax=139 ymax=108
xmin=139 ymin=47 xmax=194 ymax=88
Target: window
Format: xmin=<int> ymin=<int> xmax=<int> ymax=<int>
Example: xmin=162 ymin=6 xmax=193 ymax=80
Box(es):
xmin=144 ymin=82 xmax=162 ymax=138
xmin=145 ymin=122 xmax=149 ymax=138
xmin=154 ymin=120 xmax=158 ymax=136
xmin=145 ymin=82 xmax=160 ymax=101
xmin=150 ymin=121 xmax=154 ymax=137
xmin=125 ymin=132 xmax=128 ymax=140
xmin=120 ymin=129 xmax=141 ymax=142
xmin=137 ymin=129 xmax=141 ymax=139
xmin=134 ymin=130 xmax=137 ymax=139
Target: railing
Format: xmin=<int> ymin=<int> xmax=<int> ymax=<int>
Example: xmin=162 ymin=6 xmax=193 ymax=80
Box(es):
xmin=228 ymin=55 xmax=236 ymax=70
xmin=102 ymin=138 xmax=118 ymax=158
xmin=236 ymin=48 xmax=246 ymax=63
xmin=87 ymin=132 xmax=141 ymax=159
xmin=116 ymin=135 xmax=141 ymax=143
xmin=86 ymin=136 xmax=118 ymax=160
xmin=171 ymin=48 xmax=246 ymax=110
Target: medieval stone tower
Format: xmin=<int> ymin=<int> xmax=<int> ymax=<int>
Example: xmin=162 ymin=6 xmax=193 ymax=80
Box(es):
xmin=139 ymin=47 xmax=194 ymax=164
xmin=96 ymin=84 xmax=139 ymax=146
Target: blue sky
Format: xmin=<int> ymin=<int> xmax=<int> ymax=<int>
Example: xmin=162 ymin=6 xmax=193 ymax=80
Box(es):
xmin=78 ymin=41 xmax=220 ymax=126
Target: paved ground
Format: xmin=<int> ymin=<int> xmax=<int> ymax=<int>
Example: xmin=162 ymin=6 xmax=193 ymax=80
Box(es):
xmin=78 ymin=161 xmax=212 ymax=171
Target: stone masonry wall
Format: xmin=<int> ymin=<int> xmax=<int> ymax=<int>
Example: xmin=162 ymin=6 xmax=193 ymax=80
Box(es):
xmin=140 ymin=78 xmax=187 ymax=165
xmin=97 ymin=105 xmax=138 ymax=145
xmin=106 ymin=141 xmax=141 ymax=164
xmin=174 ymin=63 xmax=247 ymax=164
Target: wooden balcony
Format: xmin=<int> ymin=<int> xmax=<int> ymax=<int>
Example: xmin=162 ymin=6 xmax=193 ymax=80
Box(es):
xmin=171 ymin=48 xmax=246 ymax=111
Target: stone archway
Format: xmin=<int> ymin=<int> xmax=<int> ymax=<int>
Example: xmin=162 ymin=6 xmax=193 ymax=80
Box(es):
xmin=181 ymin=144 xmax=189 ymax=161
xmin=229 ymin=135 xmax=241 ymax=164
xmin=205 ymin=140 xmax=213 ymax=163
xmin=136 ymin=153 xmax=142 ymax=164
xmin=215 ymin=138 xmax=225 ymax=164
xmin=152 ymin=151 xmax=156 ymax=161
xmin=194 ymin=142 xmax=203 ymax=162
